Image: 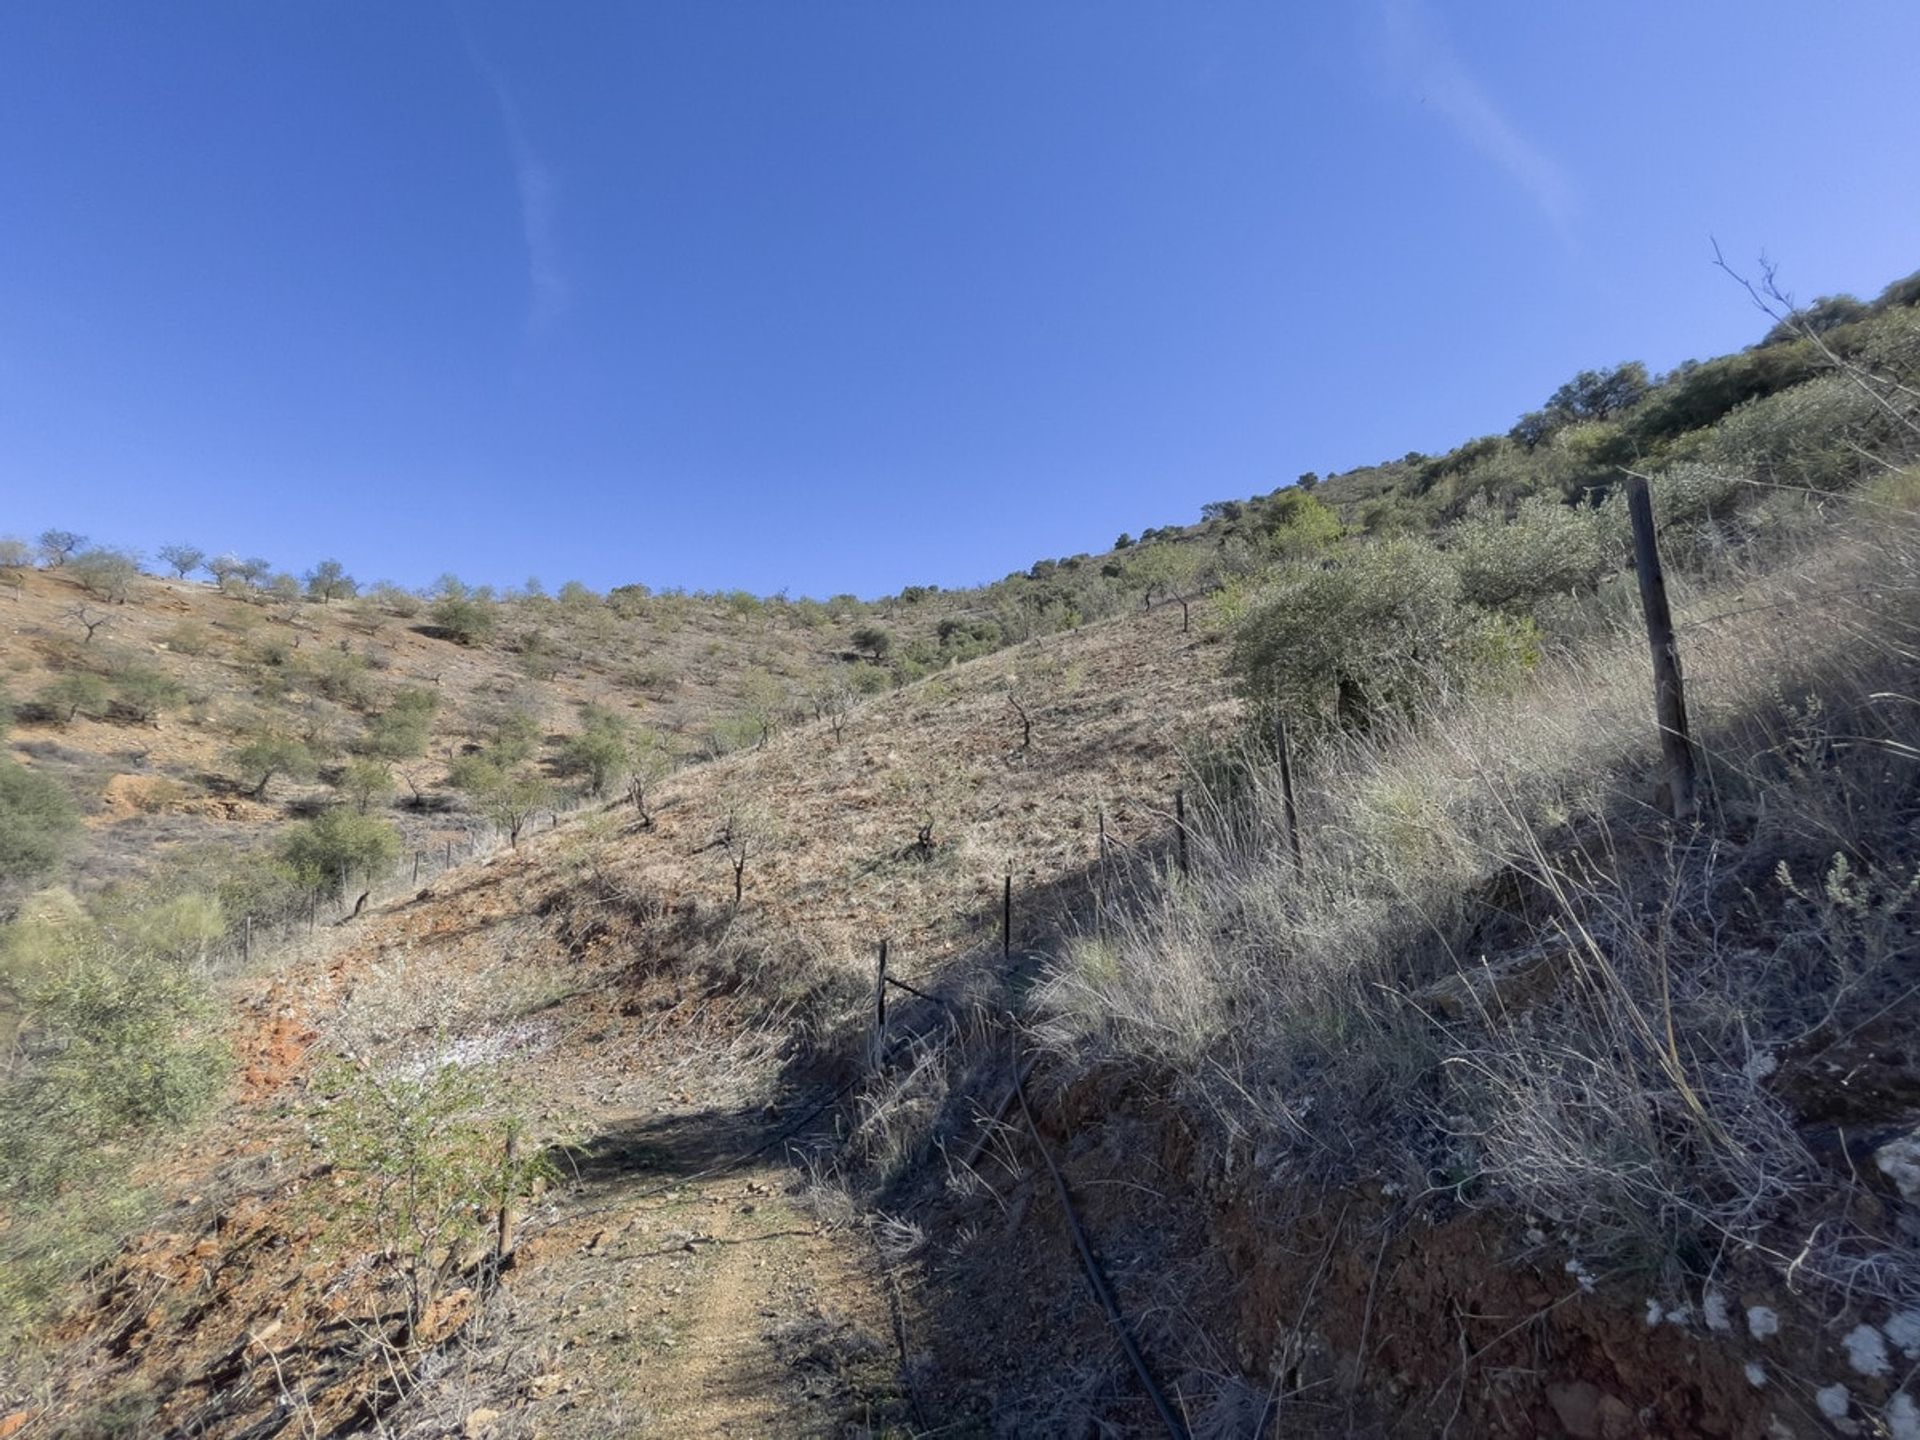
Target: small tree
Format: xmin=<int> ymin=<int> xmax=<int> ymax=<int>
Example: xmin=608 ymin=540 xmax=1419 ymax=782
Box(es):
xmin=205 ymin=553 xmax=246 ymax=588
xmin=555 ymin=704 xmax=631 ymax=798
xmin=335 ymin=758 xmax=395 ymax=814
xmin=229 ymin=731 xmax=319 ymax=799
xmin=305 ymin=558 xmax=357 ymax=604
xmin=156 ymin=543 xmax=205 ymax=579
xmin=37 ymin=530 xmax=86 ymax=567
xmin=851 ymin=625 xmax=892 ymax=662
xmin=310 ymin=1056 xmax=541 ymax=1330
xmin=64 ymin=603 xmax=111 ymax=644
xmin=624 ymin=729 xmax=671 ymax=827
xmin=451 ymin=757 xmax=550 ymax=847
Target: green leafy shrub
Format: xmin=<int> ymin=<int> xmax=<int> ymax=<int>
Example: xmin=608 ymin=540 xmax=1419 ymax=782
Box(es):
xmin=0 ymin=759 xmax=79 ymax=887
xmin=1704 ymin=372 xmax=1907 ymax=493
xmin=67 ymin=547 xmax=140 ymax=602
xmin=309 ymin=1056 xmax=544 ymax=1328
xmin=1230 ymin=538 xmax=1531 ymax=738
xmin=556 ymin=704 xmax=632 ymax=797
xmin=1448 ymin=496 xmax=1616 ymax=612
xmin=449 ymin=757 xmax=550 ymax=846
xmin=0 ymin=910 xmax=226 ymax=1341
xmin=431 ymin=593 xmax=497 ymax=646
xmin=278 ymin=806 xmax=402 ymax=889
xmin=35 ymin=671 xmax=109 ymax=725
xmin=108 ymin=666 xmax=187 ymax=725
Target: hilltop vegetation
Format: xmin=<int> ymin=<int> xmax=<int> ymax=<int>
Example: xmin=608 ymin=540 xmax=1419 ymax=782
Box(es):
xmin=3 ymin=261 xmax=1920 ymax=1433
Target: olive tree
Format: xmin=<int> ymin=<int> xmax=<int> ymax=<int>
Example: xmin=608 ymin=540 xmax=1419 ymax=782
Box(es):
xmin=305 ymin=558 xmax=357 ymax=604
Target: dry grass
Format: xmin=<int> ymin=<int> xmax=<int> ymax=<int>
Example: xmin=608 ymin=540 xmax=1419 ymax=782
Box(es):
xmin=1041 ymin=475 xmax=1920 ymax=1305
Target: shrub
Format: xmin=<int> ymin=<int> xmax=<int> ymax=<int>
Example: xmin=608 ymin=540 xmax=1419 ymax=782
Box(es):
xmin=1447 ymin=496 xmax=1616 ymax=612
xmin=851 ymin=625 xmax=892 ymax=661
xmin=334 ymin=758 xmax=394 ymax=813
xmin=1705 ymin=372 xmax=1905 ymax=492
xmin=68 ymin=547 xmax=140 ymax=602
xmin=431 ymin=593 xmax=497 ymax=645
xmin=304 ymin=647 xmax=377 ymax=709
xmin=37 ymin=671 xmax=109 ymax=725
xmin=0 ymin=909 xmax=225 ymax=1340
xmin=358 ymin=690 xmax=436 ymax=761
xmin=309 ymin=1055 xmax=542 ymax=1328
xmin=1230 ymin=538 xmax=1529 ymax=737
xmin=164 ymin=620 xmax=213 ymax=656
xmin=0 ymin=758 xmax=79 ymax=887
xmin=556 ymin=705 xmax=631 ymax=797
xmin=366 ymin=580 xmax=423 ymax=617
xmin=1255 ymin=489 xmax=1343 ymax=558
xmin=450 ymin=757 xmax=550 ymax=846
xmin=109 ymin=666 xmax=187 ymax=725
xmin=278 ymin=806 xmax=401 ymax=890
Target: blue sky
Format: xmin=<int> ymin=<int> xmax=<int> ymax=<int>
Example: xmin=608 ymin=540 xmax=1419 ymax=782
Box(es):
xmin=2 ymin=3 xmax=1916 ymax=598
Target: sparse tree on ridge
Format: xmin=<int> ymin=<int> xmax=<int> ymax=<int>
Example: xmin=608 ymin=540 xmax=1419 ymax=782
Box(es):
xmin=306 ymin=559 xmax=357 ymax=604
xmin=157 ymin=543 xmax=206 ymax=579
xmin=37 ymin=530 xmax=86 ymax=567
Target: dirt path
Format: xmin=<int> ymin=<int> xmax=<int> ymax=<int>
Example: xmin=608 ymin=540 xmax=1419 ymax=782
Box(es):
xmin=402 ymin=1100 xmax=914 ymax=1439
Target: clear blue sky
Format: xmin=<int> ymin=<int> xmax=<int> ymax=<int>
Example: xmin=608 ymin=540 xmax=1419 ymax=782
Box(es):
xmin=3 ymin=3 xmax=1916 ymax=598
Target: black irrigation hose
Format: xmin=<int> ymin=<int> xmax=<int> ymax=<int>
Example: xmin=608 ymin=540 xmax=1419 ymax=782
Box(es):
xmin=1015 ymin=1062 xmax=1190 ymax=1440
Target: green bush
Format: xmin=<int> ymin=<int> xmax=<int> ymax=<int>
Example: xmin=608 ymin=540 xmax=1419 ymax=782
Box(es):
xmin=1704 ymin=373 xmax=1898 ymax=492
xmin=304 ymin=647 xmax=377 ymax=709
xmin=0 ymin=908 xmax=226 ymax=1343
xmin=450 ymin=756 xmax=551 ymax=846
xmin=1448 ymin=496 xmax=1615 ymax=612
xmin=109 ymin=666 xmax=187 ymax=725
xmin=1230 ymin=538 xmax=1531 ymax=738
xmin=278 ymin=807 xmax=402 ymax=890
xmin=556 ymin=704 xmax=631 ymax=797
xmin=67 ymin=547 xmax=139 ymax=602
xmin=309 ymin=1057 xmax=542 ymax=1327
xmin=851 ymin=625 xmax=892 ymax=661
xmin=37 ymin=671 xmax=109 ymax=725
xmin=0 ymin=759 xmax=79 ymax=887
xmin=431 ymin=593 xmax=497 ymax=646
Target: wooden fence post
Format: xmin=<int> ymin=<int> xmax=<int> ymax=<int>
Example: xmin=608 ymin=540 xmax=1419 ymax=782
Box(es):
xmin=1626 ymin=475 xmax=1699 ymax=822
xmin=412 ymin=850 xmax=421 ymax=884
xmin=243 ymin=913 xmax=252 ymax=966
xmin=1002 ymin=874 xmax=1012 ymax=961
xmin=496 ymin=1128 xmax=519 ymax=1266
xmin=1175 ymin=789 xmax=1190 ymax=877
xmin=871 ymin=939 xmax=889 ymax=1071
xmin=445 ymin=838 xmax=453 ymax=868
xmin=1275 ymin=712 xmax=1304 ymax=873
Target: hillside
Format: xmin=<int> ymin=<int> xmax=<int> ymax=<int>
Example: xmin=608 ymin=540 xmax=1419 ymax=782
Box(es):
xmin=5 ymin=266 xmax=1920 ymax=1437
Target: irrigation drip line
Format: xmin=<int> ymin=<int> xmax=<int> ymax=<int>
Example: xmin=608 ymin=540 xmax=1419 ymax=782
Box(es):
xmin=1015 ymin=1059 xmax=1191 ymax=1440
